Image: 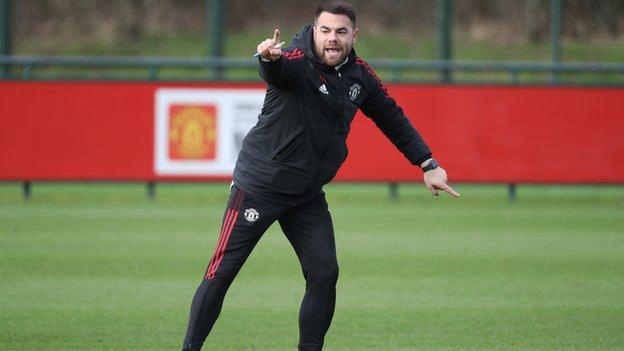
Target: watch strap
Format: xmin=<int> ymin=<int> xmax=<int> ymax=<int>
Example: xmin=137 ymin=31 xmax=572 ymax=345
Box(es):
xmin=421 ymin=158 xmax=439 ymax=172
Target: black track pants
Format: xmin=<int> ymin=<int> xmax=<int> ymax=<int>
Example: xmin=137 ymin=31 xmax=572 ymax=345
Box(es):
xmin=182 ymin=185 xmax=338 ymax=351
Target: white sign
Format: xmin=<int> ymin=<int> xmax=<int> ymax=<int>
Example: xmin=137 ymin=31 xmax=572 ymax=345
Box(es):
xmin=154 ymin=88 xmax=265 ymax=176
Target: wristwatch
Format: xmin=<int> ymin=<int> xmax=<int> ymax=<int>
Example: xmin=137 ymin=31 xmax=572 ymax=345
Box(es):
xmin=421 ymin=158 xmax=439 ymax=172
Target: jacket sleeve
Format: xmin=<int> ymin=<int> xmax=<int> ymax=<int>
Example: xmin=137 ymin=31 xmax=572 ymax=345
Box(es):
xmin=258 ymin=53 xmax=304 ymax=88
xmin=359 ymin=64 xmax=432 ymax=166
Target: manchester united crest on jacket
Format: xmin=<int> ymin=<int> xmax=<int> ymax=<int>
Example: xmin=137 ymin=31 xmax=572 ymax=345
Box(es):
xmin=348 ymin=83 xmax=361 ymax=101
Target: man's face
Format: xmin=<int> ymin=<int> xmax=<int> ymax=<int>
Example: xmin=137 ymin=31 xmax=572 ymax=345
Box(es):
xmin=313 ymin=12 xmax=358 ymax=67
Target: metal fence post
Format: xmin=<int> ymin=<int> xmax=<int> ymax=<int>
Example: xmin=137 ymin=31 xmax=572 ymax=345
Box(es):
xmin=508 ymin=183 xmax=517 ymax=202
xmin=23 ymin=181 xmax=31 ymax=200
xmin=436 ymin=0 xmax=453 ymax=83
xmin=389 ymin=182 xmax=399 ymax=201
xmin=551 ymin=0 xmax=562 ymax=84
xmin=0 ymin=0 xmax=11 ymax=78
xmin=147 ymin=181 xmax=156 ymax=200
xmin=148 ymin=65 xmax=159 ymax=80
xmin=208 ymin=0 xmax=225 ymax=81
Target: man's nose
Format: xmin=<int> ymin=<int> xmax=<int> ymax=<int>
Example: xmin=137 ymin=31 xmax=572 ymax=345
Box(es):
xmin=328 ymin=31 xmax=338 ymax=41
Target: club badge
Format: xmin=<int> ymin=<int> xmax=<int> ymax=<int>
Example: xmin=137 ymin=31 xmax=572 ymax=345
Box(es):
xmin=348 ymin=83 xmax=361 ymax=101
xmin=244 ymin=208 xmax=259 ymax=222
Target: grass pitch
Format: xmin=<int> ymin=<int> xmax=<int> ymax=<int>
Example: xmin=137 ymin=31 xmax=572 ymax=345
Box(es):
xmin=1 ymin=183 xmax=623 ymax=350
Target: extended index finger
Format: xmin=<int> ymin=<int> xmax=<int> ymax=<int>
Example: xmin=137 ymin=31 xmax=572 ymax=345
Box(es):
xmin=443 ymin=184 xmax=461 ymax=197
xmin=273 ymin=28 xmax=280 ymax=44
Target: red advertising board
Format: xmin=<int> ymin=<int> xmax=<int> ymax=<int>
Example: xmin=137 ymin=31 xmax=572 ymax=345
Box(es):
xmin=1 ymin=81 xmax=623 ymax=183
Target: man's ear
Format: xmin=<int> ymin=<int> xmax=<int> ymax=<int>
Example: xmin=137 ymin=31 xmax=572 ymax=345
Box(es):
xmin=353 ymin=27 xmax=358 ymax=44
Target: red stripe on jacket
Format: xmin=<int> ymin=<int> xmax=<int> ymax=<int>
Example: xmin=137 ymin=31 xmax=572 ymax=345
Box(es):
xmin=356 ymin=57 xmax=389 ymax=96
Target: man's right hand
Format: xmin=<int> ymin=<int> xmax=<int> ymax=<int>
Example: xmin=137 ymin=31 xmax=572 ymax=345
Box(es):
xmin=423 ymin=166 xmax=460 ymax=197
xmin=257 ymin=29 xmax=283 ymax=61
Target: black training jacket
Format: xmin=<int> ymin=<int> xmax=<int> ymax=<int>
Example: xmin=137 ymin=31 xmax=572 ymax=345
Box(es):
xmin=233 ymin=25 xmax=432 ymax=197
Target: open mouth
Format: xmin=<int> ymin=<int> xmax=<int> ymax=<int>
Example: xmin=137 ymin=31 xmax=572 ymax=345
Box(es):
xmin=324 ymin=48 xmax=341 ymax=54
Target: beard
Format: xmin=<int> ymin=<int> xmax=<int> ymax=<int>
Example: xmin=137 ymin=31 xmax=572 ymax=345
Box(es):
xmin=315 ymin=42 xmax=351 ymax=67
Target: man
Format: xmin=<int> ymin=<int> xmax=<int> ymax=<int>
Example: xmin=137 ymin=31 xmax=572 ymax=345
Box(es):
xmin=182 ymin=2 xmax=459 ymax=350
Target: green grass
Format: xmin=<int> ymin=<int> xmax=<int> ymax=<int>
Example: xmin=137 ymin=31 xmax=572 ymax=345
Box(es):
xmin=1 ymin=183 xmax=623 ymax=350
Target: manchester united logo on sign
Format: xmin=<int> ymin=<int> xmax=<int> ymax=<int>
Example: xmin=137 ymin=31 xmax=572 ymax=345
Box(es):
xmin=168 ymin=105 xmax=217 ymax=160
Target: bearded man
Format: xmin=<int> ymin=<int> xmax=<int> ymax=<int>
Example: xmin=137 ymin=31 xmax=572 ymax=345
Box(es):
xmin=181 ymin=2 xmax=459 ymax=350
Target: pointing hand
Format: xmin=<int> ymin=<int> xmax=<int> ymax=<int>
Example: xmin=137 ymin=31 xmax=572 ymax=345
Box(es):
xmin=423 ymin=167 xmax=460 ymax=197
xmin=256 ymin=28 xmax=285 ymax=61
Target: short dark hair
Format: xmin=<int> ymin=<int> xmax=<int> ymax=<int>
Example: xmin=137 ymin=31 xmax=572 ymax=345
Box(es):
xmin=314 ymin=1 xmax=357 ymax=28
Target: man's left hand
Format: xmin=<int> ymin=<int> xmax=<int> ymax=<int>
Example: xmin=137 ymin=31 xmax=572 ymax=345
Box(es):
xmin=423 ymin=167 xmax=460 ymax=197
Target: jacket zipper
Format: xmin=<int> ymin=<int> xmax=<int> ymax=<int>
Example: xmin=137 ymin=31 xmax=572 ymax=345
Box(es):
xmin=306 ymin=69 xmax=347 ymax=193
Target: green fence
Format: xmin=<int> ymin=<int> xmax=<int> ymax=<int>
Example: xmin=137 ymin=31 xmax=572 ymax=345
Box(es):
xmin=1 ymin=55 xmax=624 ymax=85
xmin=1 ymin=0 xmax=623 ymax=85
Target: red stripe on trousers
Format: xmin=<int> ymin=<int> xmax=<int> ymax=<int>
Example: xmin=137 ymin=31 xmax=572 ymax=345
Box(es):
xmin=205 ymin=190 xmax=244 ymax=279
xmin=205 ymin=191 xmax=239 ymax=279
xmin=212 ymin=190 xmax=245 ymax=272
xmin=205 ymin=208 xmax=234 ymax=279
xmin=208 ymin=210 xmax=240 ymax=278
